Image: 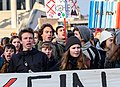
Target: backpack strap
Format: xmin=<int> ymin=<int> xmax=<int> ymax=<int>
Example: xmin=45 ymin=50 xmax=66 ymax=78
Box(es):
xmin=87 ymin=49 xmax=94 ymax=68
xmin=87 ymin=46 xmax=101 ymax=69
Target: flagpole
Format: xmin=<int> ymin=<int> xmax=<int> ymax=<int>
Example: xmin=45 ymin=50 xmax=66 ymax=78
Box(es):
xmin=64 ymin=18 xmax=67 ymax=41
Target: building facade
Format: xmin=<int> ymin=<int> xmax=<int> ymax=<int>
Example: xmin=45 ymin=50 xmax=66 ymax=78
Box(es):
xmin=0 ymin=0 xmax=44 ymax=10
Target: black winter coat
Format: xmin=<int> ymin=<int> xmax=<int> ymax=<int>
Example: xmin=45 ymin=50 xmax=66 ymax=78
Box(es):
xmin=8 ymin=48 xmax=48 ymax=73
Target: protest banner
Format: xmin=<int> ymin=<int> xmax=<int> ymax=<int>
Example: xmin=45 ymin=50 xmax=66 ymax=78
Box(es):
xmin=0 ymin=69 xmax=120 ymax=87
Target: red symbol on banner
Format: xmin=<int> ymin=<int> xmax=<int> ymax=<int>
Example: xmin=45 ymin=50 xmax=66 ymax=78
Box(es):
xmin=71 ymin=0 xmax=77 ymax=9
xmin=46 ymin=0 xmax=56 ymax=14
xmin=3 ymin=78 xmax=17 ymax=87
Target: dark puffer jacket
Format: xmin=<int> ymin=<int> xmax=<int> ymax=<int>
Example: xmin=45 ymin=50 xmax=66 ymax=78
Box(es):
xmin=8 ymin=48 xmax=48 ymax=73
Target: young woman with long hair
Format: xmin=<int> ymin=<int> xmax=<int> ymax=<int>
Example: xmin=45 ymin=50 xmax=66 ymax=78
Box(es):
xmin=60 ymin=36 xmax=90 ymax=70
xmin=104 ymin=30 xmax=120 ymax=68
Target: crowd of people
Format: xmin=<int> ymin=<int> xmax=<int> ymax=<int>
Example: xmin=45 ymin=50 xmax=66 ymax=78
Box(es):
xmin=0 ymin=23 xmax=120 ymax=73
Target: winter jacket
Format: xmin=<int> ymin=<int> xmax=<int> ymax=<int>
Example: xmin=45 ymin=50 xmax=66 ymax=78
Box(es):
xmin=8 ymin=48 xmax=48 ymax=73
xmin=47 ymin=57 xmax=58 ymax=71
xmin=104 ymin=58 xmax=120 ymax=68
xmin=0 ymin=58 xmax=8 ymax=73
xmin=0 ymin=57 xmax=4 ymax=69
xmin=98 ymin=49 xmax=106 ymax=68
xmin=81 ymin=41 xmax=101 ymax=69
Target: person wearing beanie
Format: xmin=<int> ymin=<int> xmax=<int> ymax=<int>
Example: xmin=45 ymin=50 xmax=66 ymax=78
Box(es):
xmin=59 ymin=36 xmax=90 ymax=70
xmin=73 ymin=26 xmax=91 ymax=45
xmin=65 ymin=36 xmax=81 ymax=50
xmin=97 ymin=30 xmax=113 ymax=68
xmin=99 ymin=31 xmax=113 ymax=51
xmin=73 ymin=26 xmax=101 ymax=69
xmin=104 ymin=30 xmax=120 ymax=68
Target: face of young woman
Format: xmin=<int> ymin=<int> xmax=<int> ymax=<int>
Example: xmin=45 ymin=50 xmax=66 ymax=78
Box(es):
xmin=106 ymin=37 xmax=113 ymax=49
xmin=69 ymin=44 xmax=81 ymax=58
xmin=41 ymin=48 xmax=52 ymax=58
xmin=12 ymin=38 xmax=21 ymax=52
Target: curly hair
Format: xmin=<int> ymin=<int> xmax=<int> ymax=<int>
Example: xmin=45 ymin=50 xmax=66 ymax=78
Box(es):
xmin=38 ymin=23 xmax=54 ymax=41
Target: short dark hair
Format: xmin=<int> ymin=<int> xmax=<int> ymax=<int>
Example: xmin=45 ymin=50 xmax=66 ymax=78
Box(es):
xmin=1 ymin=37 xmax=10 ymax=46
xmin=73 ymin=27 xmax=79 ymax=33
xmin=3 ymin=44 xmax=16 ymax=53
xmin=18 ymin=27 xmax=34 ymax=40
xmin=39 ymin=23 xmax=54 ymax=41
xmin=56 ymin=25 xmax=64 ymax=35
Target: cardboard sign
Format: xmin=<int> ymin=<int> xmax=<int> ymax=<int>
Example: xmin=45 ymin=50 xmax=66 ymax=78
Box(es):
xmin=45 ymin=0 xmax=79 ymax=18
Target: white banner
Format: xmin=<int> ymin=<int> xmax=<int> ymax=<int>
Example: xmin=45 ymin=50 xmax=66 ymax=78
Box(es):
xmin=0 ymin=69 xmax=120 ymax=87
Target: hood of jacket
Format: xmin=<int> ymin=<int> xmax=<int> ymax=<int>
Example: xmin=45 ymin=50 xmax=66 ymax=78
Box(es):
xmin=76 ymin=26 xmax=91 ymax=43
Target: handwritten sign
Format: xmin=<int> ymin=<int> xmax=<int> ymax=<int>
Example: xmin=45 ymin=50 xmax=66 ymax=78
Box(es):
xmin=45 ymin=0 xmax=79 ymax=18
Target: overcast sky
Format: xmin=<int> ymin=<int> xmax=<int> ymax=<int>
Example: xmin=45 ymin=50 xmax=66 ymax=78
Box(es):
xmin=77 ymin=0 xmax=90 ymax=15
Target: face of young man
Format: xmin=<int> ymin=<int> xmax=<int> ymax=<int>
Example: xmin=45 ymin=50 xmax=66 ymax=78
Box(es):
xmin=57 ymin=27 xmax=65 ymax=40
xmin=74 ymin=30 xmax=85 ymax=46
xmin=21 ymin=32 xmax=34 ymax=51
xmin=4 ymin=48 xmax=15 ymax=62
xmin=41 ymin=27 xmax=53 ymax=42
xmin=69 ymin=44 xmax=81 ymax=58
xmin=74 ymin=30 xmax=81 ymax=40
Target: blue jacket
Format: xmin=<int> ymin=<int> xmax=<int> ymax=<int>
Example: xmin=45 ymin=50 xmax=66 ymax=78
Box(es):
xmin=0 ymin=57 xmax=4 ymax=69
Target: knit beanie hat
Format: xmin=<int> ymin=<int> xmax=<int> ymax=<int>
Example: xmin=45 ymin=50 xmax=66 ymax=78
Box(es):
xmin=76 ymin=26 xmax=91 ymax=43
xmin=99 ymin=31 xmax=113 ymax=44
xmin=65 ymin=36 xmax=81 ymax=50
xmin=115 ymin=30 xmax=120 ymax=45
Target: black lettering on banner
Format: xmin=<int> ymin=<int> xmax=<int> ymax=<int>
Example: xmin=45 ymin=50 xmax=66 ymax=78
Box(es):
xmin=73 ymin=73 xmax=84 ymax=87
xmin=60 ymin=74 xmax=66 ymax=87
xmin=27 ymin=75 xmax=51 ymax=87
xmin=101 ymin=72 xmax=107 ymax=87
